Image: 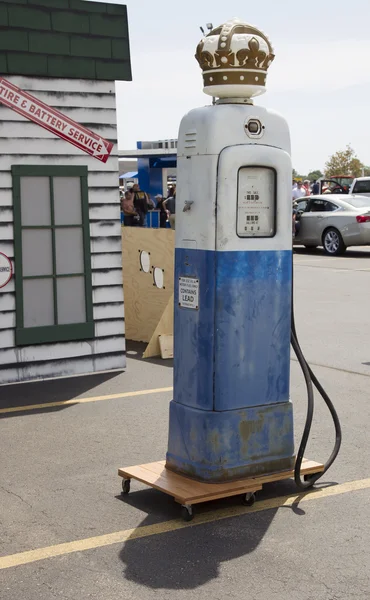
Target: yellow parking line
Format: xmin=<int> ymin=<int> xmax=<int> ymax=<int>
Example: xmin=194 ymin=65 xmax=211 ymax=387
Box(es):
xmin=0 ymin=387 xmax=173 ymax=415
xmin=0 ymin=477 xmax=369 ymax=570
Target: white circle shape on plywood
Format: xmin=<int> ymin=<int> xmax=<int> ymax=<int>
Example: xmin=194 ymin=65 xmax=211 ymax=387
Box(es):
xmin=140 ymin=250 xmax=150 ymax=273
xmin=153 ymin=267 xmax=164 ymax=289
xmin=0 ymin=252 xmax=12 ymax=289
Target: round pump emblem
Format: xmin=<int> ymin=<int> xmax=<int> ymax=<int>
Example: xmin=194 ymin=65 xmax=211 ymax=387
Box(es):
xmin=0 ymin=252 xmax=12 ymax=289
xmin=244 ymin=117 xmax=264 ymax=139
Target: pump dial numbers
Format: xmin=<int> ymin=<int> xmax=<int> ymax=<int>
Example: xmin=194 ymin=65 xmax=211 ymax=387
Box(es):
xmin=237 ymin=167 xmax=276 ymax=238
xmin=244 ymin=214 xmax=261 ymax=234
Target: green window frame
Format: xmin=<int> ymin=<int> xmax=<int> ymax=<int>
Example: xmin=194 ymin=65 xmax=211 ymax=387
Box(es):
xmin=12 ymin=165 xmax=94 ymax=346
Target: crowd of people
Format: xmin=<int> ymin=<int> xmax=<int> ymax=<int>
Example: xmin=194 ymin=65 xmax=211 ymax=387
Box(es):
xmin=121 ymin=184 xmax=176 ymax=229
xmin=292 ymin=180 xmax=320 ymax=238
xmin=292 ymin=179 xmax=320 ymax=201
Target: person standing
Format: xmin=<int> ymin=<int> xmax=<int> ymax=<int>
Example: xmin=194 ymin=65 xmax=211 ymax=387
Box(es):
xmin=292 ymin=181 xmax=306 ymax=201
xmin=122 ymin=190 xmax=139 ymax=227
xmin=312 ymin=180 xmax=320 ymax=195
xmin=132 ymin=183 xmax=149 ymax=226
xmin=163 ymin=186 xmax=176 ymax=229
xmin=304 ymin=180 xmax=311 ymax=196
xmin=155 ymin=194 xmax=168 ymax=228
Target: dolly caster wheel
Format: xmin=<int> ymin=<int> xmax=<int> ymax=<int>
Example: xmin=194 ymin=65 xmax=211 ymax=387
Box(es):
xmin=181 ymin=504 xmax=194 ymax=522
xmin=121 ymin=479 xmax=131 ymax=495
xmin=242 ymin=492 xmax=256 ymax=507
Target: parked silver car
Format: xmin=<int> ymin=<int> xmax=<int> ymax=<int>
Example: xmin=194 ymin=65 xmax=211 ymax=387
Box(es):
xmin=293 ymin=194 xmax=370 ymax=255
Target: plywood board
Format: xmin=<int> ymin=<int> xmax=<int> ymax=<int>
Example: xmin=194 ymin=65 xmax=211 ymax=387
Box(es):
xmin=143 ymin=294 xmax=174 ymax=359
xmin=118 ymin=458 xmax=325 ymax=506
xmin=122 ymin=228 xmax=175 ymax=342
xmin=159 ymin=335 xmax=174 ymax=359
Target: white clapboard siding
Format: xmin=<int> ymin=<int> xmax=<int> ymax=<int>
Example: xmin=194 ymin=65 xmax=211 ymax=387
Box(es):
xmin=90 ymin=204 xmax=120 ymax=221
xmin=0 ymin=351 xmax=125 ymax=385
xmin=0 ymin=106 xmax=117 ymax=126
xmin=90 ymin=221 xmax=121 ymax=238
xmin=0 ymin=208 xmax=13 ymax=222
xmin=0 ymin=336 xmax=125 ymax=366
xmin=0 ymin=329 xmax=14 ymax=350
xmin=0 ymin=311 xmax=15 ymax=330
xmin=8 ymin=77 xmax=115 ymax=94
xmin=0 ymin=76 xmax=126 ymax=384
xmin=88 ymin=172 xmax=121 ymax=189
xmin=0 ymin=224 xmax=13 ymax=240
xmin=93 ymin=302 xmax=124 ymax=321
xmin=0 ymin=154 xmax=120 ymax=172
xmin=0 ymin=121 xmax=118 ymax=140
xmin=0 ymin=190 xmax=13 ymax=207
xmin=0 ymin=278 xmax=15 ymax=293
xmin=0 ymin=139 xmax=118 ymax=157
xmin=17 ymin=91 xmax=117 ymax=109
xmin=92 ymin=269 xmax=123 ymax=287
xmin=92 ymin=253 xmax=122 ymax=270
xmin=0 ymin=293 xmax=15 ymax=312
xmin=95 ymin=320 xmax=125 ymax=338
xmin=93 ymin=285 xmax=124 ymax=304
xmin=91 ymin=237 xmax=122 ymax=255
xmin=0 ymin=242 xmax=14 ymax=259
xmin=0 ymin=173 xmax=12 ymax=188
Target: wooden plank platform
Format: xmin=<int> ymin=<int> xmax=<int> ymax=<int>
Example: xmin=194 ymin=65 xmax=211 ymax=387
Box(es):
xmin=118 ymin=458 xmax=324 ymax=506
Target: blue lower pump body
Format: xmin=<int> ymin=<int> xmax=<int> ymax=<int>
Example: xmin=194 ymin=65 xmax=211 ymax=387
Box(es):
xmin=165 ymin=248 xmax=295 ymax=482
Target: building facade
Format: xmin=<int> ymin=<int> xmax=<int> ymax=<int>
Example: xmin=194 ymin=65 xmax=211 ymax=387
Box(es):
xmin=0 ymin=0 xmax=131 ymax=384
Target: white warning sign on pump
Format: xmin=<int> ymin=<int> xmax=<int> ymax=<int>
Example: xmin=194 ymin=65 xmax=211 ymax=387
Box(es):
xmin=179 ymin=276 xmax=199 ymax=310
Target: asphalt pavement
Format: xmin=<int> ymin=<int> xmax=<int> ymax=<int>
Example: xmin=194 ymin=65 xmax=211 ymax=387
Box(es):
xmin=1 ymin=246 xmax=370 ymax=600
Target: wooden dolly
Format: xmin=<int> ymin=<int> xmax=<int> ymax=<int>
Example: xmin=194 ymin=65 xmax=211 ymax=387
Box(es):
xmin=118 ymin=458 xmax=324 ymax=521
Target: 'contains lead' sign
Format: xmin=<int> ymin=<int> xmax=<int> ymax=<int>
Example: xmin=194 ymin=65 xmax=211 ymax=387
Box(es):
xmin=0 ymin=252 xmax=12 ymax=289
xmin=178 ymin=276 xmax=199 ymax=310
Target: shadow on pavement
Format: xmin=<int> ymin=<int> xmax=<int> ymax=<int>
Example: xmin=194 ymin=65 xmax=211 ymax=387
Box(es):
xmin=126 ymin=340 xmax=173 ymax=369
xmin=117 ymin=478 xmax=313 ymax=590
xmin=0 ymin=370 xmax=123 ymax=418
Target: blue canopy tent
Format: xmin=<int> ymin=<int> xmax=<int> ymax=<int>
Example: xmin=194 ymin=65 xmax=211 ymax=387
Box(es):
xmin=119 ymin=171 xmax=138 ymax=179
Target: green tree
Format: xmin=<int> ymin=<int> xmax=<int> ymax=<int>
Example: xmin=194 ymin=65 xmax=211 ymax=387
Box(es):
xmin=307 ymin=169 xmax=323 ymax=181
xmin=363 ymin=166 xmax=370 ymax=176
xmin=325 ymin=145 xmax=363 ymax=178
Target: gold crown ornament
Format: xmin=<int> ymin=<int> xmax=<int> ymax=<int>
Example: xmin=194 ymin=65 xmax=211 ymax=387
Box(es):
xmin=195 ymin=18 xmax=275 ymax=100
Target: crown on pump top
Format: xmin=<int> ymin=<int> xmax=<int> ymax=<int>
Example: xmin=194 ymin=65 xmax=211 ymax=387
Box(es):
xmin=195 ymin=18 xmax=275 ymax=99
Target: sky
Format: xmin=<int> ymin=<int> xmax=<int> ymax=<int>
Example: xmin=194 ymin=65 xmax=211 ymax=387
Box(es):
xmin=89 ymin=0 xmax=370 ymax=174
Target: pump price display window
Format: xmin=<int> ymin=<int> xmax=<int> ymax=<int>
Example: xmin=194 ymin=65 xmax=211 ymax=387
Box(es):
xmin=237 ymin=166 xmax=276 ymax=237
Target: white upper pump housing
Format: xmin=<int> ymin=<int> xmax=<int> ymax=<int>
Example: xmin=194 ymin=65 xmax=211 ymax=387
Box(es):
xmin=176 ymin=103 xmax=292 ymax=254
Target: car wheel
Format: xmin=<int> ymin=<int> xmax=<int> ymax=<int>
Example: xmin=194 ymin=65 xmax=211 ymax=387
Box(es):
xmin=322 ymin=228 xmax=346 ymax=256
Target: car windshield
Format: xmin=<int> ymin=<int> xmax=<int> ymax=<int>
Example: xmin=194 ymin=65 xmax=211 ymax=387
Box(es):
xmin=345 ymin=197 xmax=370 ymax=209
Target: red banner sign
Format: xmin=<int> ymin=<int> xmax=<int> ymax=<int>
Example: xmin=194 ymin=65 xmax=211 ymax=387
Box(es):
xmin=0 ymin=78 xmax=113 ymax=163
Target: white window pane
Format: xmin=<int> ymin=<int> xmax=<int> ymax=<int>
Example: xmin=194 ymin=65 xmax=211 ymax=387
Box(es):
xmin=55 ymin=228 xmax=84 ymax=275
xmin=23 ymin=278 xmax=54 ymax=328
xmin=22 ymin=229 xmax=53 ymax=276
xmin=20 ymin=177 xmax=51 ymax=226
xmin=53 ymin=177 xmax=82 ymax=225
xmin=57 ymin=277 xmax=86 ymax=324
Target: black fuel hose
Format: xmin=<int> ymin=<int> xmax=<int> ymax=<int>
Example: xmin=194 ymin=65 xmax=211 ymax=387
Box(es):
xmin=290 ymin=256 xmax=342 ymax=490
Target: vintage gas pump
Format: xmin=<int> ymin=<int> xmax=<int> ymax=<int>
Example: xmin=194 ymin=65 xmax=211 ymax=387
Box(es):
xmin=119 ymin=18 xmax=341 ymax=519
xmin=166 ymin=18 xmax=295 ymax=482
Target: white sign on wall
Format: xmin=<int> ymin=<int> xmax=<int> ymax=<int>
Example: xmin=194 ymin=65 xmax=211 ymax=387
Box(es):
xmin=0 ymin=252 xmax=12 ymax=289
xmin=178 ymin=276 xmax=199 ymax=310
